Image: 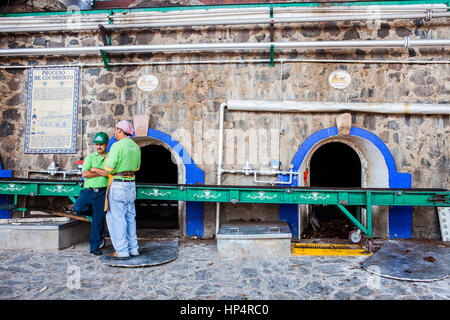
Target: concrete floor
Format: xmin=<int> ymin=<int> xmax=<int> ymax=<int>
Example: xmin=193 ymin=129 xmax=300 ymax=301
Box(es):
xmin=0 ymin=238 xmax=448 ymax=300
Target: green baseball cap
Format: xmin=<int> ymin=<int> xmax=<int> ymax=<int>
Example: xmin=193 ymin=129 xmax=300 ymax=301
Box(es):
xmin=92 ymin=132 xmax=109 ymax=144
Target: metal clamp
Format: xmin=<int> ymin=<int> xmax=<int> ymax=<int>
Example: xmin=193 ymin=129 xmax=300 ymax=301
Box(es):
xmin=403 ymin=37 xmax=410 ymax=49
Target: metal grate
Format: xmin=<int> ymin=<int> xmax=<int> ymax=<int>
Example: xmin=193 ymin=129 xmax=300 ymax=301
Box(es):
xmin=291 ymin=243 xmax=371 ymax=256
xmin=293 ymin=243 xmax=364 ymax=250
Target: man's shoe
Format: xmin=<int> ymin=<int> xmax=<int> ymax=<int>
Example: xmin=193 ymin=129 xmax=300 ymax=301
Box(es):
xmin=90 ymin=249 xmax=102 ymax=256
xmin=130 ymin=252 xmax=140 ymax=257
xmin=107 ymin=252 xmax=129 ymax=260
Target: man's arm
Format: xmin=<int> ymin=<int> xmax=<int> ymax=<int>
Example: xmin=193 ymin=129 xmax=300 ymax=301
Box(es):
xmin=82 ymin=167 xmax=108 ymax=178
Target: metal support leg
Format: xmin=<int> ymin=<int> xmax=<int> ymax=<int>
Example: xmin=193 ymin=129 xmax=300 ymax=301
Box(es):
xmin=337 ymin=204 xmax=369 ymax=236
xmin=366 ymin=191 xmax=373 ymax=237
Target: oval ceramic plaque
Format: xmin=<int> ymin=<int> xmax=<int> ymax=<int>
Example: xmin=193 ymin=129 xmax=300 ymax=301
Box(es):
xmin=137 ymin=74 xmax=159 ymax=92
xmin=328 ymin=70 xmax=351 ymax=89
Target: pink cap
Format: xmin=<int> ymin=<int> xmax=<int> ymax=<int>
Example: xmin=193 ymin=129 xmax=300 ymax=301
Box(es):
xmin=116 ymin=120 xmax=135 ymax=135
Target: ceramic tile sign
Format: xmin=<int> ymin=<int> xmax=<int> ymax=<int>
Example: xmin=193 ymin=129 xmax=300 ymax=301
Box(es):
xmin=137 ymin=74 xmax=159 ymax=92
xmin=328 ymin=70 xmax=351 ymax=89
xmin=25 ymin=67 xmax=80 ymax=153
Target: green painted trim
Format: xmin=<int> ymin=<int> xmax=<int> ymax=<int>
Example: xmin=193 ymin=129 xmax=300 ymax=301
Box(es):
xmin=1 ymin=1 xmax=447 ymax=17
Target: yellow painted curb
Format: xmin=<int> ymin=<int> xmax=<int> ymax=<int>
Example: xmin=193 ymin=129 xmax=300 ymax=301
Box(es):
xmin=291 ymin=243 xmax=372 ymax=256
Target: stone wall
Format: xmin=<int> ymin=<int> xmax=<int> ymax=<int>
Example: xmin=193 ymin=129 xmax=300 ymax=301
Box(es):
xmin=0 ymin=15 xmax=448 ymax=239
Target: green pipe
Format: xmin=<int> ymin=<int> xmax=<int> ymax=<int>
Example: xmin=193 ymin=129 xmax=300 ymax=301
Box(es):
xmin=1 ymin=1 xmax=447 ymax=17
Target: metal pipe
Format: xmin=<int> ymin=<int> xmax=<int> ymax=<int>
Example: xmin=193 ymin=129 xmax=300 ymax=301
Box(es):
xmin=1 ymin=8 xmax=448 ymax=33
xmin=253 ymin=171 xmax=293 ymax=186
xmin=1 ymin=57 xmax=449 ymax=70
xmin=216 ymin=103 xmax=227 ymax=235
xmin=253 ymin=169 xmax=301 ymax=185
xmin=0 ymin=39 xmax=448 ymax=57
xmin=227 ymin=100 xmax=450 ymax=115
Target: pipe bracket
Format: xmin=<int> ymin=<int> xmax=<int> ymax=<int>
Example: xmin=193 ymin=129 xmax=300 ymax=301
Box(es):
xmin=98 ymin=24 xmax=111 ymax=71
xmin=403 ymin=36 xmax=410 ymax=49
xmin=100 ymin=49 xmax=110 ymax=71
xmin=270 ymin=44 xmax=275 ymax=67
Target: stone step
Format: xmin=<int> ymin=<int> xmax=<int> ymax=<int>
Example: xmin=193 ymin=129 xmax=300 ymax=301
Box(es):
xmin=0 ymin=217 xmax=90 ymax=250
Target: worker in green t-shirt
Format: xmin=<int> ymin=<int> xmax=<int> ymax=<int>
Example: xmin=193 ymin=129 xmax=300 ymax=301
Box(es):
xmin=104 ymin=120 xmax=141 ymax=260
xmin=73 ymin=132 xmax=109 ymax=256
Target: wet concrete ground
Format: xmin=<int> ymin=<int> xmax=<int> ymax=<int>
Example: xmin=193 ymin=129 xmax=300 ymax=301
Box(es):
xmin=0 ymin=239 xmax=448 ymax=300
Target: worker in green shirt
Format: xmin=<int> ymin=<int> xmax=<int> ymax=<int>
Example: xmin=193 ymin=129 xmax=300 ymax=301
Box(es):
xmin=73 ymin=132 xmax=109 ymax=256
xmin=104 ymin=120 xmax=141 ymax=260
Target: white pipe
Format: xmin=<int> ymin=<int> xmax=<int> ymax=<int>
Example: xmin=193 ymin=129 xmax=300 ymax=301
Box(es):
xmin=1 ymin=57 xmax=449 ymax=70
xmin=254 ymin=174 xmax=292 ymax=185
xmin=216 ymin=103 xmax=227 ymax=235
xmin=253 ymin=170 xmax=300 ymax=185
xmin=227 ymin=100 xmax=450 ymax=115
xmin=0 ymin=7 xmax=449 ymax=33
xmin=0 ymin=39 xmax=449 ymax=57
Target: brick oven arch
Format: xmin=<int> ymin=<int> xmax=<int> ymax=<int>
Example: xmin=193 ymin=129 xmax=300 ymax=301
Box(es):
xmin=278 ymin=126 xmax=412 ymax=239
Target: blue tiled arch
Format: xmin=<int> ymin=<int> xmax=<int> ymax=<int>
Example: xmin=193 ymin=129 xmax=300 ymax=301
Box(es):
xmin=108 ymin=128 xmax=205 ymax=237
xmin=278 ymin=126 xmax=412 ymax=239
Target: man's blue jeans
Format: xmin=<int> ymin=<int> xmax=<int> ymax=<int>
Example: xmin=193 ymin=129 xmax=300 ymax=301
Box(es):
xmin=73 ymin=188 xmax=106 ymax=252
xmin=106 ymin=180 xmax=139 ymax=257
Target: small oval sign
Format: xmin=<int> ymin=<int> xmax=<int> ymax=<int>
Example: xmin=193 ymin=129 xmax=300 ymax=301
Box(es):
xmin=137 ymin=74 xmax=159 ymax=92
xmin=328 ymin=70 xmax=351 ymax=89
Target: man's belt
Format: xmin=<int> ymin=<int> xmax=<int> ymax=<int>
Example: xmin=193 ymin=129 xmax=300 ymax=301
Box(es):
xmin=113 ymin=171 xmax=135 ymax=178
xmin=85 ymin=187 xmax=107 ymax=192
xmin=104 ymin=171 xmax=135 ymax=212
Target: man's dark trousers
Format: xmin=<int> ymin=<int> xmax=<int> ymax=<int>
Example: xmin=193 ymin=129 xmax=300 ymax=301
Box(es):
xmin=73 ymin=188 xmax=106 ymax=252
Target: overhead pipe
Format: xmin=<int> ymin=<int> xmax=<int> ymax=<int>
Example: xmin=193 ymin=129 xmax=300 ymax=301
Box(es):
xmin=227 ymin=100 xmax=450 ymax=115
xmin=0 ymin=6 xmax=449 ymax=33
xmin=1 ymin=57 xmax=449 ymax=70
xmin=0 ymin=38 xmax=449 ymax=57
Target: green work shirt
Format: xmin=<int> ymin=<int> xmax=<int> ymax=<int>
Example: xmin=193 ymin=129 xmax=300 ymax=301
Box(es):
xmin=82 ymin=152 xmax=108 ymax=188
xmin=104 ymin=137 xmax=141 ymax=180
